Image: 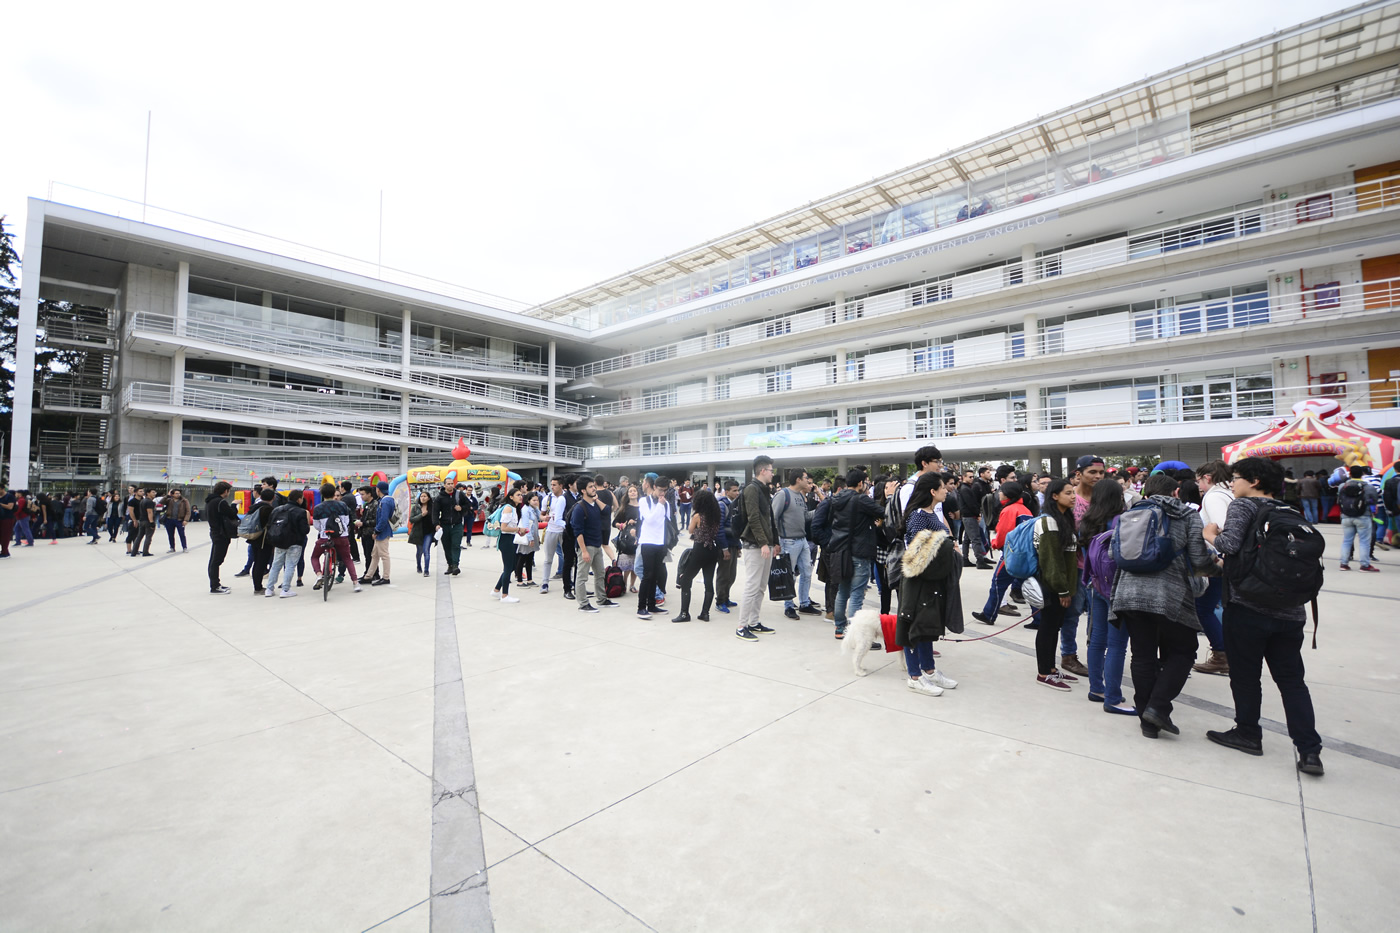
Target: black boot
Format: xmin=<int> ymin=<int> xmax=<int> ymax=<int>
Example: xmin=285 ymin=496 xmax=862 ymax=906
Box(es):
xmin=673 ymin=590 xmax=692 ymax=623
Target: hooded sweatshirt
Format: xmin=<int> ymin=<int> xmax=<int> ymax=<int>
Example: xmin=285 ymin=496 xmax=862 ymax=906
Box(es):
xmin=1109 ymin=495 xmax=1215 ymax=627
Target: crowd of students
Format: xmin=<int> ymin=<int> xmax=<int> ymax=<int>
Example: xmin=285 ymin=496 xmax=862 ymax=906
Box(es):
xmin=6 ymin=443 xmax=1374 ymax=777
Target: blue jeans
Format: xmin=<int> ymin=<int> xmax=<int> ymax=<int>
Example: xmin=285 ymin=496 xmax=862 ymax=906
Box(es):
xmin=85 ymin=515 xmax=100 ymax=541
xmin=981 ymin=559 xmax=1016 ymax=617
xmin=1194 ymin=576 xmax=1224 ymax=651
xmin=1320 ymin=495 xmax=1335 ymax=523
xmin=1060 ymin=586 xmax=1084 ymax=656
xmin=1340 ymin=515 xmax=1373 ymax=567
xmin=904 ymin=640 xmax=937 ymax=678
xmin=1301 ymin=499 xmax=1319 ymax=523
xmin=416 ymin=537 xmax=434 ymax=573
xmin=780 ymin=537 xmax=812 ymax=609
xmin=834 ymin=556 xmax=872 ymax=626
xmin=679 ymin=503 xmax=693 ymax=526
xmin=1085 ymin=588 xmax=1130 ymax=705
xmin=14 ymin=518 xmax=34 ymax=544
xmin=269 ymin=544 xmax=303 ymax=591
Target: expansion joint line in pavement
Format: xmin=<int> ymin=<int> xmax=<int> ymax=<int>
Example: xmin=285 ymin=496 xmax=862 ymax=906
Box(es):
xmin=429 ymin=571 xmax=493 ymax=931
xmin=0 ymin=540 xmax=211 ymax=619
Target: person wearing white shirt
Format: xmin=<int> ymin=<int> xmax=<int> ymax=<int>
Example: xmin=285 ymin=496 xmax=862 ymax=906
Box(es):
xmin=1191 ymin=460 xmax=1235 ymax=677
xmin=636 ymin=483 xmax=671 ymax=619
xmin=539 ymin=477 xmax=569 ymax=595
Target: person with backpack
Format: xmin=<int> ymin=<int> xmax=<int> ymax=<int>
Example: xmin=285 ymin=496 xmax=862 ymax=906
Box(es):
xmin=1191 ymin=461 xmax=1235 ymax=676
xmin=972 ymin=481 xmax=1034 ymax=625
xmin=461 ymin=485 xmax=480 ymax=549
xmin=366 ymin=481 xmax=397 ymax=587
xmin=1078 ymin=480 xmax=1135 ymax=714
xmin=827 ymin=468 xmax=884 ymax=641
xmin=1384 ymin=470 xmax=1400 ymax=549
xmin=265 ymin=489 xmax=310 ymax=598
xmin=247 ymin=488 xmax=278 ymax=594
xmin=811 ymin=475 xmax=843 ymax=620
xmin=1203 ymin=457 xmax=1325 ymax=775
xmin=356 ymin=485 xmax=380 ymax=581
xmin=491 ymin=487 xmax=527 ymax=603
xmin=161 ymin=489 xmax=190 ymax=552
xmin=1109 ymin=473 xmax=1215 ymax=736
xmin=734 ymin=456 xmax=780 ymax=641
xmin=312 ymin=483 xmax=362 ymax=593
xmin=715 ymin=481 xmax=740 ymax=613
xmin=773 ymin=468 xmax=820 ymax=620
xmin=205 ymin=482 xmax=240 ymax=593
xmin=1336 ymin=465 xmax=1380 ymax=572
xmin=672 ymin=487 xmax=723 ymax=623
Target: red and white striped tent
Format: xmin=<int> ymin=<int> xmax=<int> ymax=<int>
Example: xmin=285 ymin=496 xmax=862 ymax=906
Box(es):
xmin=1221 ymin=399 xmax=1397 ymax=468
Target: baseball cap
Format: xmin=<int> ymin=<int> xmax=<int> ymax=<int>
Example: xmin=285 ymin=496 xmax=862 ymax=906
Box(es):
xmin=377 ymin=481 xmax=390 ymax=493
xmin=1075 ymin=455 xmax=1105 ymax=471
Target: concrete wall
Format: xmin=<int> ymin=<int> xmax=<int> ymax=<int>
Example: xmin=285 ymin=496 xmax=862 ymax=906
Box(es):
xmin=114 ymin=264 xmax=179 ymax=463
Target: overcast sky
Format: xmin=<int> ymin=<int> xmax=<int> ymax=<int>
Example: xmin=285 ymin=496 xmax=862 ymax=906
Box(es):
xmin=7 ymin=0 xmax=1350 ymax=308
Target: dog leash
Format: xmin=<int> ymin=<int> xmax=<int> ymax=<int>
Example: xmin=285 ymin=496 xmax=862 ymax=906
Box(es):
xmin=942 ymin=612 xmax=1034 ymax=643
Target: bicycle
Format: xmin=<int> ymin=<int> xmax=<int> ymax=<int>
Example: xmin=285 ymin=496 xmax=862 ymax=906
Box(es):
xmin=321 ymin=545 xmax=336 ymax=601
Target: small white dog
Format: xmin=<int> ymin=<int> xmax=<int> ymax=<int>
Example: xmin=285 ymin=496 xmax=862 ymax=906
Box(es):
xmin=841 ymin=608 xmax=887 ymax=676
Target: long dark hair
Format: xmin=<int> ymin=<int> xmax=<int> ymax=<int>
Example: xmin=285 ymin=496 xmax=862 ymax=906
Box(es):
xmin=1077 ymin=477 xmax=1125 ymax=550
xmin=902 ymin=472 xmax=944 ymax=524
xmin=693 ymin=487 xmax=721 ymax=532
xmin=1043 ymin=477 xmax=1075 ymax=541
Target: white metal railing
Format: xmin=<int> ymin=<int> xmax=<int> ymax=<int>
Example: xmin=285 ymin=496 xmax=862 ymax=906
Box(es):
xmin=574 ymin=171 xmax=1400 ymax=383
xmin=182 ymin=373 xmax=532 ymax=422
xmin=48 ymin=182 xmax=536 ymax=317
xmin=39 ymin=385 xmax=112 ymax=413
xmin=122 ymin=382 xmax=586 ymax=460
xmin=120 ymin=454 xmax=431 ymax=486
xmin=40 ymin=315 xmax=117 ymax=348
xmin=586 ymin=376 xmax=1400 ymax=461
xmin=126 ymin=312 xmax=584 ymax=417
xmin=547 ymin=74 xmax=1400 ymax=331
xmin=582 ymin=277 xmax=1400 ymax=419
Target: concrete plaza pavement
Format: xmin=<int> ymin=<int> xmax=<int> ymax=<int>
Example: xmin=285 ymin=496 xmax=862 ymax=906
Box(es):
xmin=0 ymin=523 xmax=1397 ymax=931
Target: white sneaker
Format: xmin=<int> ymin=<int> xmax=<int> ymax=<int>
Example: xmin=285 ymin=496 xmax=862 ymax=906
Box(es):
xmin=923 ymin=670 xmax=958 ymax=690
xmin=353 ymin=583 xmax=362 ymax=592
xmin=279 ymin=589 xmax=298 ymax=598
xmin=500 ymin=595 xmax=520 ymax=603
xmin=907 ymin=676 xmax=943 ymax=697
xmin=264 ymin=588 xmax=275 ymax=598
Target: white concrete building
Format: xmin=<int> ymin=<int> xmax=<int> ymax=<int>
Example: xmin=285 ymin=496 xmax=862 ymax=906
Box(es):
xmin=10 ymin=1 xmax=1400 ymax=489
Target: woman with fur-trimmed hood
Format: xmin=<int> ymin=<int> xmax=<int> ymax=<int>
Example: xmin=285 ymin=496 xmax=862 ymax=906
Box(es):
xmin=896 ymin=473 xmax=964 ymax=696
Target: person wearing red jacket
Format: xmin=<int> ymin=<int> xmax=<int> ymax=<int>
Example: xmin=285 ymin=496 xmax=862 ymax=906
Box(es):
xmin=973 ymin=481 xmax=1033 ymax=624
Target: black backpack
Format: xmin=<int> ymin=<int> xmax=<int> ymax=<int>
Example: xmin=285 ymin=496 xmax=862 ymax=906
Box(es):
xmin=265 ymin=503 xmax=298 ymax=549
xmin=94 ymin=496 xmax=108 ymax=518
xmin=1337 ymin=481 xmax=1368 ymax=518
xmin=1225 ymin=500 xmax=1325 ymax=646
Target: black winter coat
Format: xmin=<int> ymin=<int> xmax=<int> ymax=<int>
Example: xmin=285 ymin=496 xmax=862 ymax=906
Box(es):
xmin=896 ymin=528 xmax=964 ymax=644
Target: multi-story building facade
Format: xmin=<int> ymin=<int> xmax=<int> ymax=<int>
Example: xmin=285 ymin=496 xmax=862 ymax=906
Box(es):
xmin=9 ymin=2 xmax=1400 ymax=490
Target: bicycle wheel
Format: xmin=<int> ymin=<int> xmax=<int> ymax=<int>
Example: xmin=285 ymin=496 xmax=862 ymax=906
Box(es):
xmin=322 ymin=560 xmax=334 ymax=601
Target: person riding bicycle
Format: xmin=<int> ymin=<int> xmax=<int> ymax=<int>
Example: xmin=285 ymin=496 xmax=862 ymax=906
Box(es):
xmin=312 ymin=482 xmax=362 ymax=593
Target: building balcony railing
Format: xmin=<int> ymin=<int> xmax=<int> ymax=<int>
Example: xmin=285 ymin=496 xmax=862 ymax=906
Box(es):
xmin=581 ymin=276 xmax=1400 ymax=419
xmin=574 ymin=171 xmax=1400 ymax=382
xmin=119 ymin=454 xmax=450 ymax=487
xmin=551 ymin=75 xmax=1400 ymax=332
xmin=125 ymin=311 xmax=584 ymax=417
xmin=121 ymin=382 xmax=586 ymax=461
xmin=38 ymin=385 xmax=113 ymax=414
xmin=587 ymin=377 xmax=1400 ymax=461
xmin=181 ymin=373 xmax=534 ymax=423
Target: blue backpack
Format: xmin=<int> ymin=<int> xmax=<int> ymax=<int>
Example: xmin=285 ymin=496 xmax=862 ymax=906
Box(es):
xmin=1003 ymin=515 xmax=1039 ymax=579
xmin=1112 ymin=500 xmax=1177 ymax=573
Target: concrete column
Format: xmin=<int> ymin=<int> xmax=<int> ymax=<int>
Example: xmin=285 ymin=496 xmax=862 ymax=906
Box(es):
xmin=175 ymin=261 xmax=189 ymax=336
xmin=1024 ymin=384 xmax=1041 ymax=432
xmin=1023 ymin=313 xmax=1039 ymax=357
xmin=837 ymin=456 xmax=848 ymax=477
xmin=706 ymin=463 xmax=716 ymax=486
xmin=1026 ymin=447 xmax=1042 ymax=473
xmin=834 ymin=291 xmax=846 ymax=321
xmin=835 ymin=347 xmax=848 ymax=383
xmin=171 ymin=344 xmax=187 ymax=464
xmin=1021 ymin=244 xmax=1038 ymax=283
xmin=400 ymin=309 xmax=411 ymax=475
xmin=9 ymin=200 xmax=45 ymax=489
